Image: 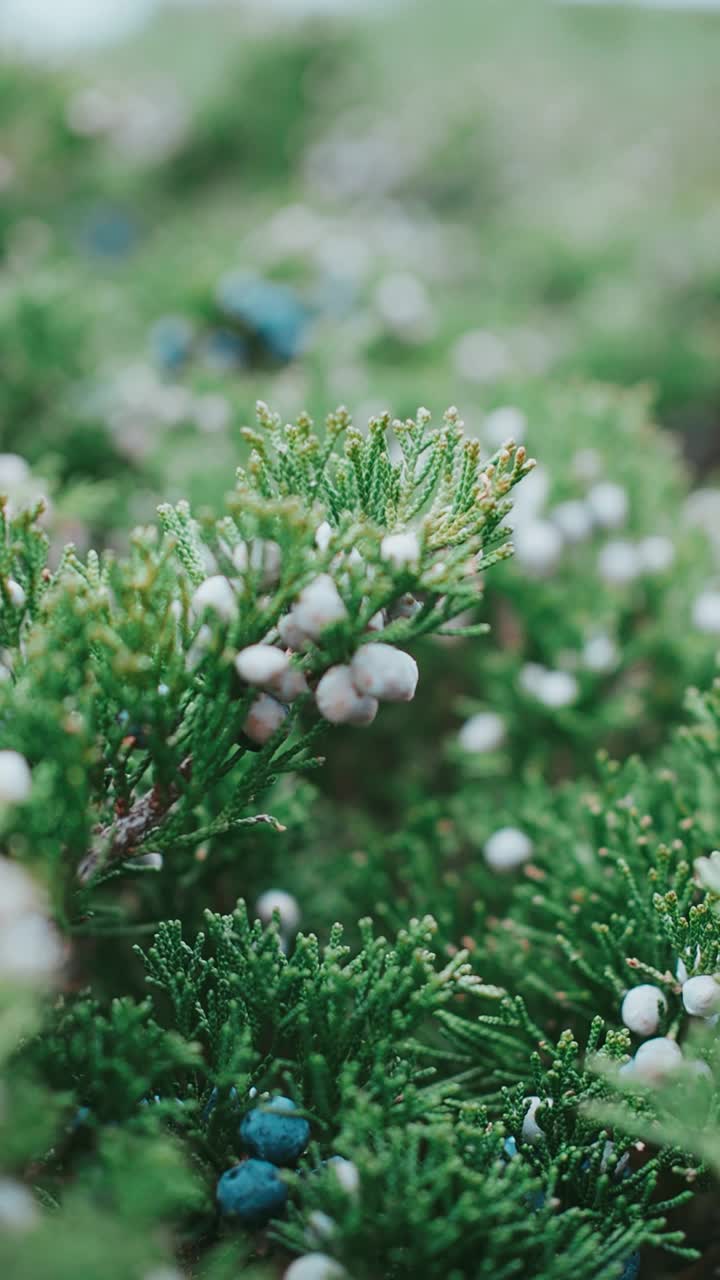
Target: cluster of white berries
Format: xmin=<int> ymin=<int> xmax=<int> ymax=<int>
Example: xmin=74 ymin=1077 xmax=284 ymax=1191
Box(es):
xmin=510 ymin=469 xmax=633 ymax=580
xmin=0 ymin=855 xmax=63 ymax=983
xmin=597 ymin=534 xmax=675 ymax=587
xmin=212 ymin=522 xmax=422 ymax=741
xmin=483 ymin=826 xmax=533 ymax=872
xmin=620 ymin=970 xmax=719 ymax=1083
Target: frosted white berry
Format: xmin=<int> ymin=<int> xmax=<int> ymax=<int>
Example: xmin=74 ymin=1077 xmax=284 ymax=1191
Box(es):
xmin=315 ymin=521 xmax=334 ymax=552
xmin=305 ymin=1211 xmax=336 ymax=1243
xmin=234 ymin=644 xmax=290 ymax=687
xmin=638 ymin=535 xmax=675 ymax=575
xmin=518 ymin=663 xmax=546 ymax=698
xmin=0 ymin=911 xmax=64 ymax=980
xmin=633 ymin=1036 xmax=682 ymax=1083
xmin=587 ymin=482 xmax=629 ymax=530
xmin=255 ymin=889 xmax=301 ymax=934
xmin=242 ymin=694 xmax=288 ymax=745
xmin=692 ymin=591 xmax=720 ymax=635
xmin=278 ymin=610 xmax=310 ymax=652
xmin=294 ymin=575 xmax=347 ymax=641
xmin=536 ymin=670 xmax=579 ymax=709
xmin=330 ymin=1158 xmax=359 ymax=1194
xmin=0 ymin=1179 xmax=38 ymax=1231
xmin=458 ymin=712 xmax=505 ymax=754
xmin=129 ymin=852 xmax=164 ymax=871
xmin=0 ymin=751 xmax=32 ymax=805
xmin=483 ymin=405 xmax=526 ymax=448
xmin=191 ymin=575 xmax=237 ymax=622
xmin=621 ymin=985 xmax=667 ymax=1037
xmin=513 ymin=520 xmax=563 ymax=578
xmin=521 ymin=1096 xmax=551 ymax=1144
xmin=582 ymin=632 xmax=619 ymax=674
xmin=1 ymin=579 xmax=26 ymax=610
xmin=284 ymin=1255 xmax=347 ymax=1280
xmin=0 ymin=857 xmax=44 ymax=919
xmin=380 ymin=530 xmax=420 ymax=570
xmin=682 ymin=975 xmax=720 ymax=1018
xmin=694 ymin=851 xmax=720 ymax=893
xmin=271 ymin=665 xmax=309 ymax=702
xmin=350 ymin=644 xmax=418 ymax=703
xmin=232 ymin=540 xmax=282 ymax=589
xmin=551 ymin=500 xmax=593 ymax=545
xmin=597 ymin=540 xmax=642 ymax=587
xmin=0 ymin=454 xmax=30 ymax=490
xmin=484 ymin=827 xmax=533 ymax=872
xmin=315 ymin=666 xmax=378 ymax=727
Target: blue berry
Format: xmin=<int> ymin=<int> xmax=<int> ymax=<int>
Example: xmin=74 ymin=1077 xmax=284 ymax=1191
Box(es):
xmin=216 ymin=273 xmax=309 ymax=362
xmin=216 ymin=1158 xmax=288 ymax=1223
xmin=503 ymin=1136 xmax=518 ymax=1159
xmin=149 ymin=315 xmax=194 ymax=371
xmin=201 ymin=327 xmax=248 ymax=372
xmin=619 ymin=1254 xmax=640 ymax=1280
xmin=240 ymin=1095 xmax=310 ymax=1165
xmin=202 ymin=1085 xmax=239 ymax=1124
xmin=80 ymin=206 xmax=138 ymax=259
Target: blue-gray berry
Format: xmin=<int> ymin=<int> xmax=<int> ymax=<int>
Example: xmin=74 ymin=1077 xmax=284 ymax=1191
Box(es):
xmin=216 ymin=1158 xmax=288 ymax=1223
xmin=240 ymin=1095 xmax=310 ymax=1165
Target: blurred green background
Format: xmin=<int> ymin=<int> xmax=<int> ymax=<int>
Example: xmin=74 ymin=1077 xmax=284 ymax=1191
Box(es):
xmin=2 ymin=0 xmax=720 ymax=554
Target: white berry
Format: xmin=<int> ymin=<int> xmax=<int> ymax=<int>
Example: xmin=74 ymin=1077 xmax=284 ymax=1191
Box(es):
xmin=350 ymin=644 xmax=418 ymax=703
xmin=294 ymin=575 xmax=347 ymax=641
xmin=0 ymin=751 xmax=32 ymax=805
xmin=536 ymin=670 xmax=578 ymax=709
xmin=551 ymin=500 xmax=593 ymax=545
xmin=0 ymin=1179 xmax=38 ymax=1231
xmin=682 ymin=975 xmax=720 ymax=1018
xmin=458 ymin=712 xmax=505 ymax=754
xmin=521 ymin=1096 xmax=551 ymax=1144
xmin=597 ymin=540 xmax=642 ymax=587
xmin=1 ymin=579 xmax=26 ymax=610
xmin=0 ymin=856 xmax=43 ymax=919
xmin=621 ymin=985 xmax=667 ymax=1037
xmin=191 ymin=575 xmax=237 ymax=622
xmin=484 ymin=827 xmax=533 ymax=871
xmin=483 ymin=405 xmax=526 ymax=447
xmin=255 ymin=889 xmax=301 ymax=934
xmin=315 ymin=666 xmax=378 ymax=726
xmin=284 ymin=1255 xmax=347 ymax=1280
xmin=242 ymin=694 xmax=288 ymax=745
xmin=278 ymin=610 xmax=310 ymax=652
xmin=233 ymin=540 xmax=282 ymax=589
xmin=633 ymin=1036 xmax=682 ymax=1083
xmin=582 ymin=632 xmax=618 ymax=674
xmin=234 ymin=644 xmax=290 ymax=687
xmin=639 ymin=535 xmax=675 ymax=575
xmin=587 ymin=482 xmax=629 ymax=530
xmin=513 ymin=520 xmax=564 ymax=578
xmin=692 ymin=591 xmax=720 ymax=635
xmin=330 ymin=1158 xmax=359 ymax=1194
xmin=315 ymin=521 xmax=334 ymax=552
xmin=380 ymin=531 xmax=420 ymax=570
